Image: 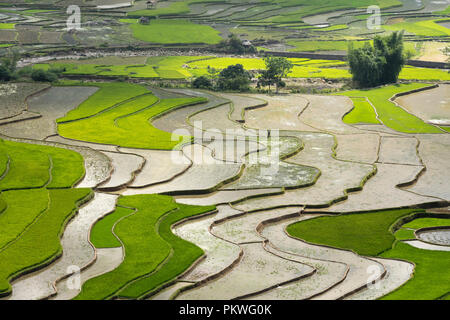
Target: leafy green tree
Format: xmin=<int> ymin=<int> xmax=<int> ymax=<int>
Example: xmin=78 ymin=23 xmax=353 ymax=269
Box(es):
xmin=257 ymin=68 xmax=277 ymax=92
xmin=444 ymin=46 xmax=450 ymax=70
xmin=348 ymin=31 xmax=406 ymax=88
xmin=348 ymin=42 xmax=384 ymax=87
xmin=228 ymin=34 xmax=245 ymax=54
xmin=217 ymin=34 xmax=256 ymax=54
xmin=258 ymin=56 xmax=293 ymax=93
xmin=216 ymin=64 xmax=251 ymax=91
xmin=206 ymin=65 xmax=220 ymax=87
xmin=16 ymin=66 xmax=32 ymax=78
xmin=192 ymin=76 xmax=213 ymax=89
xmin=0 ymin=49 xmax=20 ymax=81
xmin=207 ymin=66 xmax=219 ymax=78
xmin=0 ymin=65 xmax=12 ymax=81
xmin=30 ymin=67 xmax=64 ymax=82
xmin=374 ymin=31 xmax=406 ymax=84
xmin=31 ymin=69 xmax=58 ymax=82
xmin=1 ymin=50 xmax=19 ymax=72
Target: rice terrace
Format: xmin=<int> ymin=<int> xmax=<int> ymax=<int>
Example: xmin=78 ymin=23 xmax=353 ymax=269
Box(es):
xmin=0 ymin=0 xmax=449 ymax=307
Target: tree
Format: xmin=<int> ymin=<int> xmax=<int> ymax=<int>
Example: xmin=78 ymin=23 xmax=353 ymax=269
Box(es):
xmin=206 ymin=65 xmax=220 ymax=87
xmin=207 ymin=66 xmax=220 ymax=79
xmin=0 ymin=65 xmax=13 ymax=81
xmin=444 ymin=46 xmax=450 ymax=69
xmin=348 ymin=31 xmax=406 ymax=88
xmin=257 ymin=68 xmax=276 ymax=92
xmin=228 ymin=34 xmax=245 ymax=54
xmin=30 ymin=66 xmax=64 ymax=82
xmin=192 ymin=76 xmax=213 ymax=89
xmin=217 ymin=34 xmax=257 ymax=54
xmin=374 ymin=31 xmax=406 ymax=84
xmin=0 ymin=49 xmax=20 ymax=81
xmin=31 ymin=69 xmax=58 ymax=82
xmin=0 ymin=49 xmax=63 ymax=83
xmin=258 ymin=56 xmax=293 ymax=93
xmin=348 ymin=42 xmax=384 ymax=87
xmin=216 ymin=64 xmax=251 ymax=91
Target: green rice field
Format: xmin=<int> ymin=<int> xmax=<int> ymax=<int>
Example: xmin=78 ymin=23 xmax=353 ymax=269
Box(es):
xmin=1 ymin=0 xmax=449 ymax=304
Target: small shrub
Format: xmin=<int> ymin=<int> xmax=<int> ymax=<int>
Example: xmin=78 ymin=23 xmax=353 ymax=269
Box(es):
xmin=31 ymin=69 xmax=58 ymax=82
xmin=16 ymin=66 xmax=32 ymax=78
xmin=117 ymin=75 xmax=129 ymax=82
